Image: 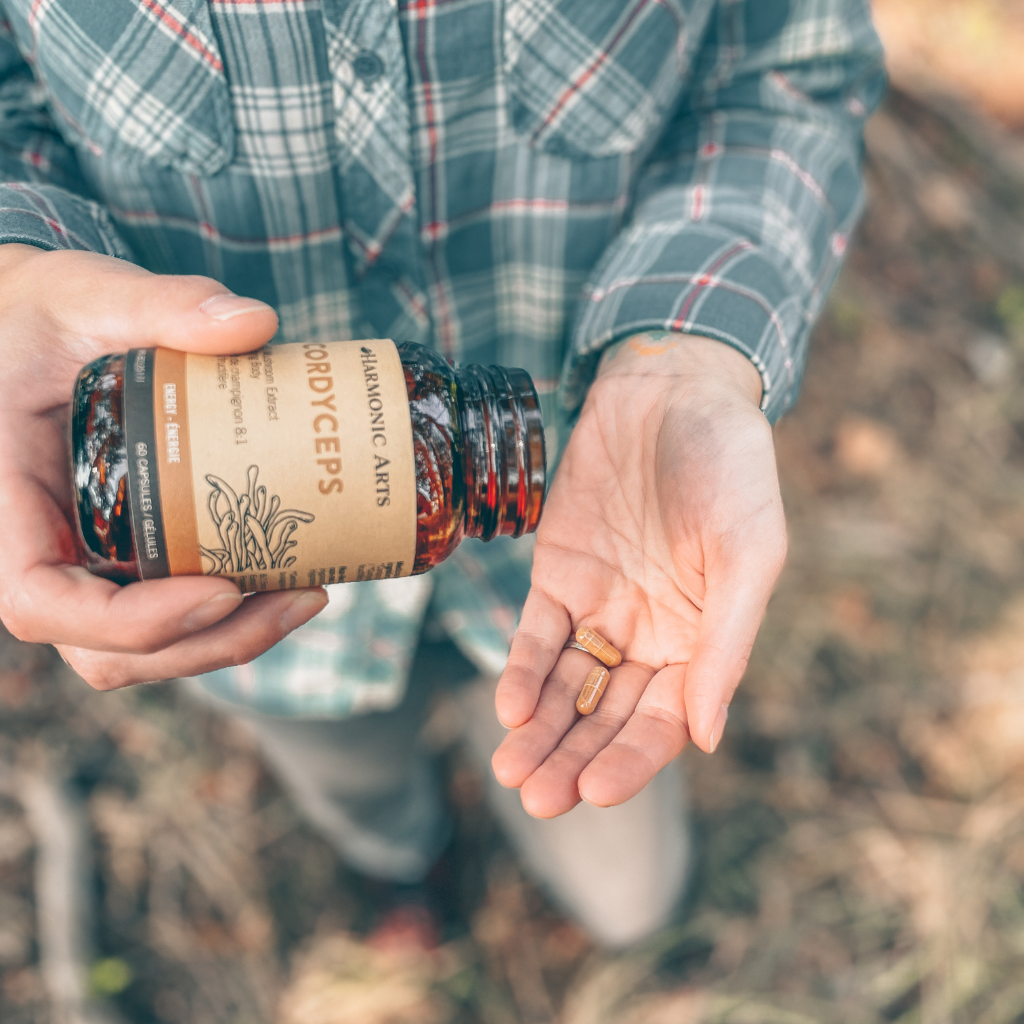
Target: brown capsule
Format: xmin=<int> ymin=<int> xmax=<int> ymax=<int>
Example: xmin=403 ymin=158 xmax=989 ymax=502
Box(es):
xmin=575 ymin=626 xmax=622 ymax=668
xmin=576 ymin=665 xmax=611 ymax=715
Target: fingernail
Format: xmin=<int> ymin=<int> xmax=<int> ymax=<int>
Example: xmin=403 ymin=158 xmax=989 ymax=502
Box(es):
xmin=709 ymin=703 xmax=729 ymax=753
xmin=200 ymin=292 xmax=274 ymax=322
xmin=279 ymin=590 xmax=328 ymax=633
xmin=183 ymin=591 xmax=243 ymax=632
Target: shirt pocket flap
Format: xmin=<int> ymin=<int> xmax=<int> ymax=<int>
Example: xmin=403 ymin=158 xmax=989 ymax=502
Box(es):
xmin=6 ymin=0 xmax=233 ymax=176
xmin=503 ymin=0 xmax=691 ymax=159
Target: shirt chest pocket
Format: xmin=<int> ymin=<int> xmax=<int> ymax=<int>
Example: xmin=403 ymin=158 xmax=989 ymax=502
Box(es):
xmin=502 ymin=0 xmax=692 ymax=160
xmin=5 ymin=0 xmax=233 ymax=176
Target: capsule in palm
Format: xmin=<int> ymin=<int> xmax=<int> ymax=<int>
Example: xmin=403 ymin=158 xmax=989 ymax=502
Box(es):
xmin=576 ymin=665 xmax=611 ymax=715
xmin=575 ymin=627 xmax=622 ymax=668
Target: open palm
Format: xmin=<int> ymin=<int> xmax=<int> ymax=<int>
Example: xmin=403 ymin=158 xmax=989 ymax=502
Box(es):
xmin=492 ymin=334 xmax=787 ymax=817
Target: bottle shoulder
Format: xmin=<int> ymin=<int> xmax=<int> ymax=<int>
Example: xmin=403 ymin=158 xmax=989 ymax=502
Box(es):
xmin=71 ymin=354 xmax=139 ymax=581
xmin=398 ymin=344 xmax=467 ymax=572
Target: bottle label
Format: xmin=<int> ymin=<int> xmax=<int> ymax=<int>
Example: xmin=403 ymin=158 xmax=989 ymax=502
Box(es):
xmin=123 ymin=340 xmax=417 ymax=590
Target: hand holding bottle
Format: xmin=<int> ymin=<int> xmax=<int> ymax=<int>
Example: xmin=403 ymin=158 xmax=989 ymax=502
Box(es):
xmin=492 ymin=333 xmax=788 ymax=816
xmin=0 ymin=244 xmax=328 ymax=689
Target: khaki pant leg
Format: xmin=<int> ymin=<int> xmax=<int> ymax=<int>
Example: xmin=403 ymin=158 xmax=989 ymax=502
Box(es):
xmin=457 ymin=677 xmax=691 ymax=948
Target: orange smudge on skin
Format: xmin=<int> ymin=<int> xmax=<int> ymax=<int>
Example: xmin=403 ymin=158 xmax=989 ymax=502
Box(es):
xmin=627 ymin=335 xmax=677 ymax=357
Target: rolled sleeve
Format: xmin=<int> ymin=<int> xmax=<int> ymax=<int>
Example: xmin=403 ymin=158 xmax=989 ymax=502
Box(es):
xmin=0 ymin=182 xmax=132 ymax=256
xmin=562 ymin=0 xmax=887 ymax=424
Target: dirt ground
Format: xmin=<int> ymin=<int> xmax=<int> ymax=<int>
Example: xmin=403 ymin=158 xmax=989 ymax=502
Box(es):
xmin=4 ymin=14 xmax=1024 ymax=1024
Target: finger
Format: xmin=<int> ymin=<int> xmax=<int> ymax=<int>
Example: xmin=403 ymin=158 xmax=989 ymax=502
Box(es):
xmin=494 ymin=587 xmax=570 ymax=728
xmin=0 ymin=463 xmax=248 ymax=651
xmin=578 ymin=663 xmax=690 ymax=807
xmin=492 ymin=648 xmax=594 ymax=787
xmin=5 ymin=249 xmax=278 ymax=391
xmin=683 ymin=524 xmax=787 ymax=753
xmin=1 ymin=473 xmax=235 ymax=646
xmin=3 ymin=562 xmax=252 ymax=652
xmin=517 ymin=661 xmax=654 ymax=818
xmin=66 ymin=262 xmax=280 ymax=354
xmin=58 ymin=588 xmax=328 ymax=690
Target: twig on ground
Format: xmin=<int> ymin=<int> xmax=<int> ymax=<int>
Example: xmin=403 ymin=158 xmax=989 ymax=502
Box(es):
xmin=17 ymin=759 xmax=123 ymax=1024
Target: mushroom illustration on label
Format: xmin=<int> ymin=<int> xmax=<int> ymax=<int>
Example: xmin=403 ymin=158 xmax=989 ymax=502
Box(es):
xmin=200 ymin=465 xmax=315 ymax=575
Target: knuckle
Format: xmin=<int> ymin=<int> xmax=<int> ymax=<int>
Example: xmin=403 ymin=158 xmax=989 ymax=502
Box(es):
xmin=636 ymin=702 xmax=688 ymax=740
xmin=63 ymin=649 xmax=125 ymax=691
xmin=589 ymin=706 xmax=626 ymax=729
xmin=512 ymin=628 xmax=549 ymax=652
xmin=134 ymin=633 xmax=169 ymax=657
xmin=86 ymin=671 xmax=126 ymax=692
xmin=0 ymin=607 xmax=40 ymax=644
xmin=181 ymin=272 xmax=223 ymax=288
xmin=86 ymin=675 xmax=121 ymax=692
xmin=227 ymin=619 xmax=272 ymax=658
xmin=209 ymin=636 xmax=269 ymax=675
xmin=0 ymin=610 xmax=28 ymax=642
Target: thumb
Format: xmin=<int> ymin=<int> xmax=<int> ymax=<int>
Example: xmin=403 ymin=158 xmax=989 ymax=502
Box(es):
xmin=94 ymin=266 xmax=279 ymax=355
xmin=683 ymin=530 xmax=787 ymax=753
xmin=9 ymin=246 xmax=278 ymax=361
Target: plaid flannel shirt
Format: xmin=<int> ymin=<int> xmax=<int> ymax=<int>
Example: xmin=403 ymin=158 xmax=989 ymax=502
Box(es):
xmin=0 ymin=0 xmax=884 ymax=717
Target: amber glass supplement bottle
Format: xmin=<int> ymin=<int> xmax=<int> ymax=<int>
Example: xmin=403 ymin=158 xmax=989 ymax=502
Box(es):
xmin=71 ymin=340 xmax=545 ymax=590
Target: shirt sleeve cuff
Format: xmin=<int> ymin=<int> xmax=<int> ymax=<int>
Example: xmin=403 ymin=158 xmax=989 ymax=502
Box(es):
xmin=0 ymin=182 xmax=132 ymax=258
xmin=562 ymin=223 xmax=818 ymax=425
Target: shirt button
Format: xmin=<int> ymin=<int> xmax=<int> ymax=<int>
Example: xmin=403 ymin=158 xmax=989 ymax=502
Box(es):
xmin=352 ymin=50 xmax=385 ymax=85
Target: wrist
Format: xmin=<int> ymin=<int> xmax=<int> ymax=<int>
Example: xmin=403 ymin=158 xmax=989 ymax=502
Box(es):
xmin=596 ymin=331 xmax=763 ymax=409
xmin=0 ymin=242 xmax=49 ymax=276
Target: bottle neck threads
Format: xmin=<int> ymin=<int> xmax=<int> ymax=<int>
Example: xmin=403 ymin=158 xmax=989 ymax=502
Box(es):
xmin=456 ymin=364 xmax=546 ymax=541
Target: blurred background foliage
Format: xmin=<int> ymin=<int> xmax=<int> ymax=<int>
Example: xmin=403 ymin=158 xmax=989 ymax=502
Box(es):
xmin=872 ymin=0 xmax=1024 ymax=129
xmin=4 ymin=1 xmax=1024 ymax=1022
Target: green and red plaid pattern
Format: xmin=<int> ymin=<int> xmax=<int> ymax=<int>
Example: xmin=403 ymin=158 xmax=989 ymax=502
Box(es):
xmin=0 ymin=0 xmax=884 ymax=717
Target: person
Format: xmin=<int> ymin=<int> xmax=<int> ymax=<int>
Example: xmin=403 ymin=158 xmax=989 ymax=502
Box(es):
xmin=0 ymin=0 xmax=885 ymax=947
